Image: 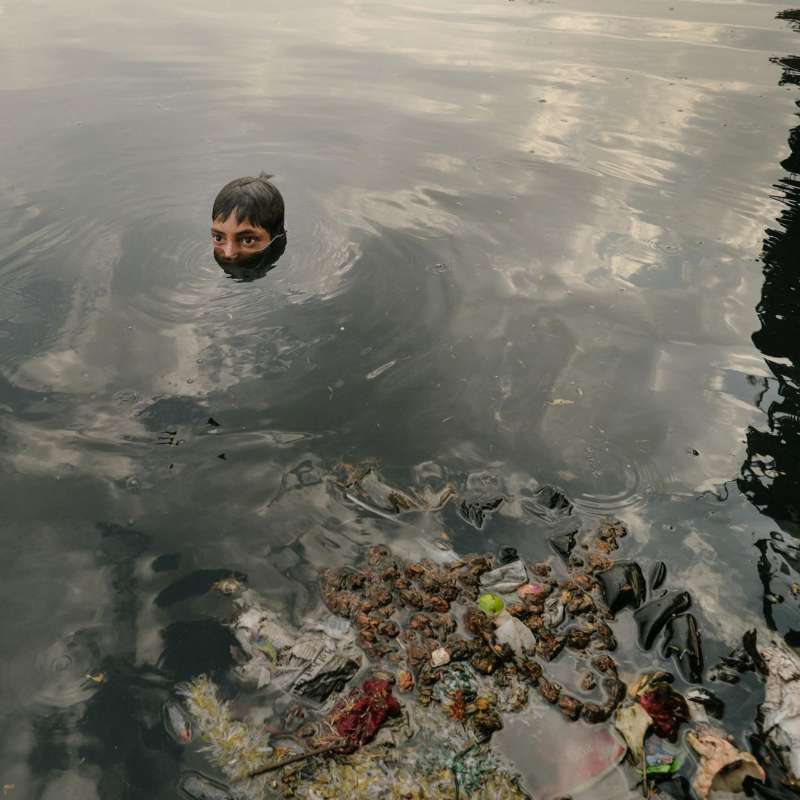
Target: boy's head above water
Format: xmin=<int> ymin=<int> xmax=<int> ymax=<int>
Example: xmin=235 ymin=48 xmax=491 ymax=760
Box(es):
xmin=211 ymin=174 xmax=286 ymax=270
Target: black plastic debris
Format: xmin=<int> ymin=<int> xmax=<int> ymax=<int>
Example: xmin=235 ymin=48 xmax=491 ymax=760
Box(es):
xmin=662 ymin=613 xmax=703 ymax=683
xmin=649 ymin=561 xmax=667 ymax=592
xmin=634 ymin=591 xmax=691 ymax=650
xmin=458 ymin=496 xmax=505 ymax=529
xmin=549 ymin=530 xmax=577 ymax=563
xmin=293 ymin=654 xmax=361 ymax=702
xmin=710 ymin=628 xmax=767 ymax=683
xmin=651 ymin=776 xmax=693 ymax=800
xmin=522 ymin=485 xmax=574 ymax=519
xmin=499 ymin=545 xmax=519 ymax=564
xmin=163 ymin=699 xmax=193 ymax=744
xmin=686 ymin=687 xmax=724 ymax=719
xmin=207 ymin=417 xmax=221 ymax=427
xmin=178 ymin=771 xmax=233 ymax=800
xmin=747 ymin=734 xmax=800 ymax=800
xmin=597 ymin=561 xmax=646 ymax=615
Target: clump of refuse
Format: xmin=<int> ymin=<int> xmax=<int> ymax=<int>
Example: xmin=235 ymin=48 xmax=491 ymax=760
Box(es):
xmin=153 ymin=466 xmax=800 ymax=799
xmin=317 ymin=521 xmax=631 ymax=726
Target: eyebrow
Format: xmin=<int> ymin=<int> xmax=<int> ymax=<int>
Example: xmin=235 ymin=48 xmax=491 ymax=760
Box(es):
xmin=210 ymin=227 xmax=263 ymax=236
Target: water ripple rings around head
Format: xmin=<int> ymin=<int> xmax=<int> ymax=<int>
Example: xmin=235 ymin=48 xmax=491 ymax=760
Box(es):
xmin=0 ymin=215 xmax=98 ymax=281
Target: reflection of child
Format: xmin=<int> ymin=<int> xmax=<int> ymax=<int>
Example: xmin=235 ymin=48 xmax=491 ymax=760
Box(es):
xmin=211 ymin=174 xmax=286 ymax=270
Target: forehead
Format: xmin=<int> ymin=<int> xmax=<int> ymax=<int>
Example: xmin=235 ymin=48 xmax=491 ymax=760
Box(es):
xmin=211 ymin=213 xmax=269 ymax=235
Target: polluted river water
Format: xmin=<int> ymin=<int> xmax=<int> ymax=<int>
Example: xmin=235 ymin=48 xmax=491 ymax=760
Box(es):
xmin=1 ymin=0 xmax=800 ymax=797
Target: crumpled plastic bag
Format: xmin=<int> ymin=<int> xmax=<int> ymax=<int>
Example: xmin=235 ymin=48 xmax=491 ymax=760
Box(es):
xmin=459 ymin=495 xmax=505 ymax=529
xmin=480 ymin=560 xmax=528 ymax=595
xmin=687 ymin=728 xmax=765 ymax=799
xmin=494 ymin=611 xmax=537 ymax=656
xmin=337 ymin=464 xmax=457 ymax=519
xmin=178 ymin=771 xmax=233 ymax=800
xmin=761 ymin=641 xmax=800 ymax=778
xmin=543 ymin=593 xmax=565 ymax=628
xmin=232 ymin=593 xmax=360 ymax=700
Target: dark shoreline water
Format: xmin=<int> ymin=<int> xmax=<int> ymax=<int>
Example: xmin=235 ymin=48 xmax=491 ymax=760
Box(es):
xmin=1 ymin=0 xmax=800 ymax=796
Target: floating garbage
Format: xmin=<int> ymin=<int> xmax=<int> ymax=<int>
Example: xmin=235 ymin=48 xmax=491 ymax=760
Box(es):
xmin=632 ymin=673 xmax=689 ymax=742
xmin=285 ymin=732 xmax=527 ymax=799
xmin=686 ymin=687 xmax=724 ymax=720
xmin=178 ymin=771 xmax=233 ymax=800
xmin=179 ymin=675 xmax=274 ymax=782
xmin=231 ymin=591 xmax=362 ymax=699
xmin=162 ymin=496 xmax=791 ymax=800
xmin=597 ymin=561 xmax=646 ymax=616
xmin=634 ymin=590 xmax=692 ymax=650
xmin=521 ymin=485 xmax=574 ymax=519
xmin=498 ymin=545 xmax=520 ymax=564
xmin=644 ymin=735 xmax=684 ymax=776
xmin=760 ymin=640 xmax=800 ymax=778
xmin=319 ymin=522 xmax=631 ymax=728
xmin=687 ymin=728 xmax=766 ymax=799
xmin=662 ymin=613 xmax=703 ymax=683
xmin=478 ymin=593 xmax=505 ymax=615
xmin=542 ymin=593 xmax=565 ymax=628
xmin=517 ymin=583 xmax=548 ymax=600
xmin=480 ymin=560 xmax=528 ymax=594
xmin=339 ymin=465 xmax=420 ymax=516
xmin=312 ymin=677 xmax=402 ymax=753
xmin=496 ymin=708 xmax=626 ymax=799
xmin=293 ymin=653 xmax=361 ymax=702
xmin=649 ymin=561 xmax=667 ymax=592
xmin=163 ymin=699 xmax=193 ymax=744
xmin=549 ymin=529 xmax=577 ymax=562
xmin=459 ymin=495 xmax=505 ymax=529
xmin=615 ymin=703 xmax=652 ymax=763
xmin=494 ymin=611 xmax=537 ymax=657
xmin=333 ymin=462 xmax=455 ymax=519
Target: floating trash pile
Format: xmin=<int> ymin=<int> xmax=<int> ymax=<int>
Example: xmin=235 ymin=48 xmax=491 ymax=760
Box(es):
xmin=317 ymin=521 xmax=630 ymax=726
xmin=149 ymin=467 xmax=800 ymax=799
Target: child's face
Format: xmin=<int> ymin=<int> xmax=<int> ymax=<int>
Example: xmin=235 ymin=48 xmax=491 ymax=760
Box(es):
xmin=211 ymin=213 xmax=272 ymax=264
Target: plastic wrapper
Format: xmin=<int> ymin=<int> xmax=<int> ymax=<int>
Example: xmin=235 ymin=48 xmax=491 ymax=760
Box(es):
xmin=178 ymin=771 xmax=233 ymax=800
xmin=480 ymin=560 xmax=528 ymax=595
xmin=761 ymin=641 xmax=800 ymax=777
xmin=687 ymin=728 xmax=766 ymax=799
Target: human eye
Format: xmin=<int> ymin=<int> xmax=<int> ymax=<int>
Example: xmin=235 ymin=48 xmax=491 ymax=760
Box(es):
xmin=242 ymin=236 xmax=256 ymax=246
xmin=211 ymin=233 xmax=223 ymax=243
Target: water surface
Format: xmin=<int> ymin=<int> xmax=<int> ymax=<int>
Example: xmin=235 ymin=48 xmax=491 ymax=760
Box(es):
xmin=1 ymin=0 xmax=799 ymax=796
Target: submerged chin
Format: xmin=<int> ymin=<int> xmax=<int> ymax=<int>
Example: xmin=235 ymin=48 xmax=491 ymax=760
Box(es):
xmin=214 ymin=251 xmax=264 ymax=269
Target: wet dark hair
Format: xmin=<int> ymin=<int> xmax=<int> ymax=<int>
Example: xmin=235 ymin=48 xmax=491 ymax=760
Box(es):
xmin=212 ymin=173 xmax=285 ymax=237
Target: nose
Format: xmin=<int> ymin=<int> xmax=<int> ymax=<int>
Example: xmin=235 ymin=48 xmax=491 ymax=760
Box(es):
xmin=222 ymin=241 xmax=238 ymax=259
